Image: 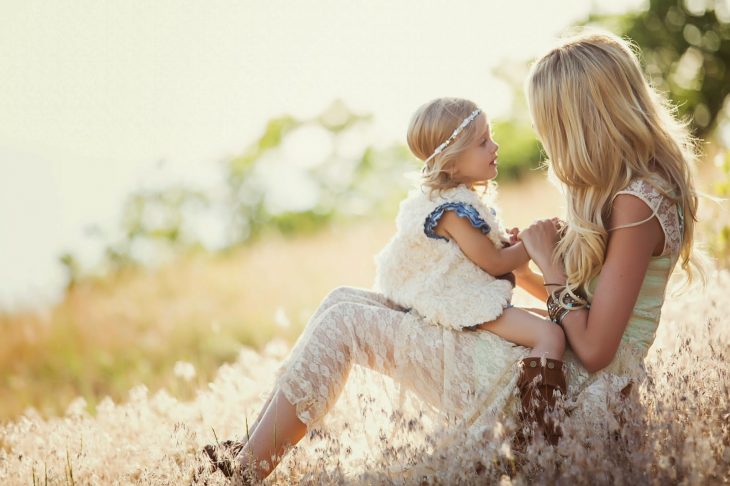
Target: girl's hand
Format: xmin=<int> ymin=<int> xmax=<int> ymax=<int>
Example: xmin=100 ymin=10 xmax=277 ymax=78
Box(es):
xmin=517 ymin=219 xmax=560 ymax=270
xmin=507 ymin=227 xmax=520 ymax=245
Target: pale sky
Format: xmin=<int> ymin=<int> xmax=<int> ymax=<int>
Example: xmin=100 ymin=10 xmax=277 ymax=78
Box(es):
xmin=0 ymin=0 xmax=644 ymax=311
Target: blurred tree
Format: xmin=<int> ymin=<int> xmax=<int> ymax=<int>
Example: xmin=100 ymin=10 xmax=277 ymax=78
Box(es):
xmin=490 ymin=61 xmax=544 ymax=181
xmin=589 ymin=0 xmax=730 ymax=137
xmin=589 ymin=1 xmax=730 ymax=264
xmin=58 ymin=252 xmax=82 ymax=290
xmin=708 ymin=148 xmax=730 ymax=265
xmin=62 ymin=95 xmax=549 ymax=278
xmin=72 ymin=99 xmax=416 ymax=272
xmin=222 ymin=98 xmax=412 ymax=246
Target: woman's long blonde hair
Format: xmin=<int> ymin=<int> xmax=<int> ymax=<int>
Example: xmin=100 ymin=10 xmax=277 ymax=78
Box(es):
xmin=525 ymin=28 xmax=706 ymax=302
xmin=406 ymin=97 xmax=495 ymax=200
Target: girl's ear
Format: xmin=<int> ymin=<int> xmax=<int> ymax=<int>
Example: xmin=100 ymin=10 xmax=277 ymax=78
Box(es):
xmin=448 ymin=163 xmax=458 ymax=177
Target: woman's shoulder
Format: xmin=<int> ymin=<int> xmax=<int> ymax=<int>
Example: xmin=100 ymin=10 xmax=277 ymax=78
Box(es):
xmin=614 ymin=175 xmax=678 ymax=206
xmin=612 ymin=174 xmax=683 ymax=256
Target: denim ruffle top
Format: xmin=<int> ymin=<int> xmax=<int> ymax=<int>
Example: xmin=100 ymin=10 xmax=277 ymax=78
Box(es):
xmin=423 ymin=201 xmax=497 ymax=241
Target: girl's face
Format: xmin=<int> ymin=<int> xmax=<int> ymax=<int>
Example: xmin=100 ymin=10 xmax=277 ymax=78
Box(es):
xmin=452 ymin=113 xmax=499 ymax=185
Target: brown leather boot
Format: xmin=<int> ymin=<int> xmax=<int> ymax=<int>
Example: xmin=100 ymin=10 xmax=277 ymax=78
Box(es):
xmin=512 ymin=356 xmax=567 ymax=450
xmin=201 ymin=439 xmax=247 ymax=479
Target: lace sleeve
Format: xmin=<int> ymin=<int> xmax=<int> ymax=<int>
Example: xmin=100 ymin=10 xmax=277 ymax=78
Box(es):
xmin=610 ymin=178 xmax=683 ymax=257
xmin=423 ymin=201 xmax=491 ymax=242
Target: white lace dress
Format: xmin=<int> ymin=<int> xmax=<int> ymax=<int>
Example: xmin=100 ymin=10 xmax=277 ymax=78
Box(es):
xmin=270 ymin=176 xmax=684 ymax=473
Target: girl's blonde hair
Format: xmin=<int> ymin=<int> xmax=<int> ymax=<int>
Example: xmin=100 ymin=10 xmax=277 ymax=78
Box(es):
xmin=406 ymin=97 xmax=494 ymax=199
xmin=525 ymin=28 xmax=707 ymax=302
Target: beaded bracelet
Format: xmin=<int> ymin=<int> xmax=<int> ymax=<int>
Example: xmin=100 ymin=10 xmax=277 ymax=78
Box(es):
xmin=546 ymin=286 xmax=590 ymax=326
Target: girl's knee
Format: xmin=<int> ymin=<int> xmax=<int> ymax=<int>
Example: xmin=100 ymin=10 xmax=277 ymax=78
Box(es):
xmin=314 ymin=302 xmax=355 ymax=335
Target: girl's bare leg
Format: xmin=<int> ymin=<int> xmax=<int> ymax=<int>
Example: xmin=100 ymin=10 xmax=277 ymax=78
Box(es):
xmin=522 ymin=307 xmax=548 ymax=318
xmin=473 ymin=307 xmax=565 ymax=360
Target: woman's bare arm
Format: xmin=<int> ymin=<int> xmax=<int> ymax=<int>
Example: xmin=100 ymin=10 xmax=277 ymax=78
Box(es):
xmin=515 ymin=268 xmax=549 ymax=301
xmin=537 ymin=194 xmax=662 ymax=373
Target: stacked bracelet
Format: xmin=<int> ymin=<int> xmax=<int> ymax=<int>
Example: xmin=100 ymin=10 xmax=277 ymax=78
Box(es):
xmin=546 ymin=285 xmax=590 ymax=326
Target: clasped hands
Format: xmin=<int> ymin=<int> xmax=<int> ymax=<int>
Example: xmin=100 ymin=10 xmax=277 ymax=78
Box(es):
xmin=505 ymin=217 xmax=565 ymax=276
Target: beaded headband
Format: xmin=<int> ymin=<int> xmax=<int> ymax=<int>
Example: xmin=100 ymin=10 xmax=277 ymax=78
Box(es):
xmin=422 ymin=108 xmax=482 ymax=167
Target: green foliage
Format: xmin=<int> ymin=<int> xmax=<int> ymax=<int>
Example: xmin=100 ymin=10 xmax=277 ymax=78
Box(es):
xmin=58 ymin=252 xmax=82 ymax=291
xmin=222 ymin=100 xmax=410 ymax=246
xmin=492 ymin=119 xmax=543 ymax=181
xmin=121 ymin=187 xmax=209 ymax=243
xmin=266 ymin=210 xmax=334 ymax=237
xmin=708 ymin=149 xmax=730 ymax=265
xmin=588 ymin=0 xmax=730 ymax=263
xmin=589 ymin=0 xmax=730 ymax=137
xmin=60 ymin=96 xmax=546 ymax=282
xmin=489 ymin=60 xmax=546 ymax=181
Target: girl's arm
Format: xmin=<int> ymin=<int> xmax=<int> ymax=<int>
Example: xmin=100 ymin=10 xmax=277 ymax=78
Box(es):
xmin=514 ymin=268 xmax=549 ymax=301
xmin=508 ymin=227 xmax=550 ymax=301
xmin=434 ymin=210 xmax=530 ymax=276
xmin=521 ymin=195 xmax=662 ymax=373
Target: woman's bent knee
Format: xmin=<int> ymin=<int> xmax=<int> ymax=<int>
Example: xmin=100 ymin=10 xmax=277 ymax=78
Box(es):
xmin=322 ymin=285 xmax=363 ymax=308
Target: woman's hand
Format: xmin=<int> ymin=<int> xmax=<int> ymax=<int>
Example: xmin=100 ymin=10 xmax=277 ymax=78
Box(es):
xmin=517 ymin=218 xmax=561 ymax=270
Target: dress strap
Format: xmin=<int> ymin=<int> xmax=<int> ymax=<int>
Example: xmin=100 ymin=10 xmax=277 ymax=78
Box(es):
xmin=608 ymin=179 xmax=661 ymax=231
xmin=607 ymin=210 xmax=658 ymax=231
xmin=609 ymin=177 xmax=683 ymax=257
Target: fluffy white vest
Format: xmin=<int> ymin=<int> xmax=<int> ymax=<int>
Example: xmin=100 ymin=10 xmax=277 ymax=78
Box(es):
xmin=373 ymin=183 xmax=514 ymax=331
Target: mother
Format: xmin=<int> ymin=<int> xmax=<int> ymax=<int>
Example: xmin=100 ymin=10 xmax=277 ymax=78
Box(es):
xmin=202 ymin=29 xmax=705 ymax=482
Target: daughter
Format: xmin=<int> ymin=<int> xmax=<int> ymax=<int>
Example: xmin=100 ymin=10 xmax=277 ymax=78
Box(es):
xmin=375 ymin=98 xmax=566 ymax=353
xmin=373 ymin=97 xmax=568 ymax=448
xmin=202 ymin=98 xmax=569 ymax=482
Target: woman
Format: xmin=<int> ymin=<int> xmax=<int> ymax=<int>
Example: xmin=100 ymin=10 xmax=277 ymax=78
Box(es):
xmin=200 ymin=29 xmax=705 ymax=483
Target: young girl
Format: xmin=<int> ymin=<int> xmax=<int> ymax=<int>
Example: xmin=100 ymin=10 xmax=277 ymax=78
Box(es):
xmin=372 ymin=97 xmax=568 ymax=447
xmin=374 ymin=97 xmax=563 ymax=342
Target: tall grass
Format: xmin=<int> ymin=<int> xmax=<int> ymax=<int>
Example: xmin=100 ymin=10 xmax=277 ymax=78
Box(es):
xmin=0 ymin=269 xmax=728 ymax=484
